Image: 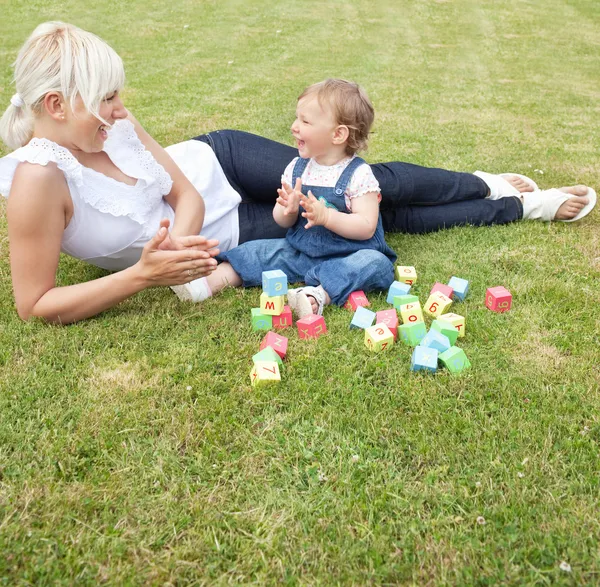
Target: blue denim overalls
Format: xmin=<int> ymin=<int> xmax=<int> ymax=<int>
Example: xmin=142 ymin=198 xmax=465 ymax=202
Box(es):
xmin=286 ymin=156 xmax=397 ymax=263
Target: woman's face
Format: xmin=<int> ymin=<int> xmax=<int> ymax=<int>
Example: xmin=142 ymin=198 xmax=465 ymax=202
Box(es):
xmin=64 ymin=91 xmax=127 ymax=153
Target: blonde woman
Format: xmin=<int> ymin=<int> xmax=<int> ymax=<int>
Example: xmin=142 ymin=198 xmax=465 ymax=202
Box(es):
xmin=0 ymin=22 xmax=595 ymax=322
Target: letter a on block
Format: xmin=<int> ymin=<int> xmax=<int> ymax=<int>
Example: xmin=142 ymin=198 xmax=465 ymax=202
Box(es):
xmin=364 ymin=323 xmax=394 ymax=352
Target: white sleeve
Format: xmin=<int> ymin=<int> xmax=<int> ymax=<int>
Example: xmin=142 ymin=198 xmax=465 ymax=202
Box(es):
xmin=346 ymin=163 xmax=380 ymax=200
xmin=281 ymin=157 xmax=298 ymax=186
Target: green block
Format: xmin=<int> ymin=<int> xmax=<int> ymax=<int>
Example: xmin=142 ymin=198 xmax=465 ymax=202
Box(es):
xmin=252 ymin=346 xmax=283 ymax=367
xmin=439 ymin=346 xmax=471 ymax=374
xmin=399 ymin=321 xmax=427 ymax=346
xmin=393 ymin=294 xmax=419 ymax=309
xmin=431 ymin=319 xmax=459 ymax=345
xmin=251 ymin=308 xmax=273 ymax=331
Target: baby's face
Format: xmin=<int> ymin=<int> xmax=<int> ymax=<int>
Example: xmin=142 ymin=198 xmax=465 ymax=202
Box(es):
xmin=290 ymin=95 xmax=339 ymax=161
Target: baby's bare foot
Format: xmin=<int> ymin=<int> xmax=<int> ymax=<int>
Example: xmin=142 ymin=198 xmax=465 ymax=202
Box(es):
xmin=555 ymin=185 xmax=589 ymax=220
xmin=504 ymin=175 xmax=535 ymax=193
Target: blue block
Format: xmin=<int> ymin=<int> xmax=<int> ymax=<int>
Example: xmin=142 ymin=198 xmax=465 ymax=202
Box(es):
xmin=419 ymin=330 xmax=451 ymax=353
xmin=448 ymin=276 xmax=469 ymax=301
xmin=350 ymin=306 xmax=376 ymax=330
xmin=386 ymin=281 xmax=412 ymax=304
xmin=410 ymin=346 xmax=439 ymax=373
xmin=262 ymin=270 xmax=288 ymax=296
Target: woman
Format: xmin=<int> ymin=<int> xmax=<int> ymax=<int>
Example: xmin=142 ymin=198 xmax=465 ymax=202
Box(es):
xmin=0 ymin=22 xmax=595 ymax=324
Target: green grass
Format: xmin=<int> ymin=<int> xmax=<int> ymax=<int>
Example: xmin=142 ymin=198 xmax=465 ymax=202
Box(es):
xmin=1 ymin=0 xmax=600 ymax=584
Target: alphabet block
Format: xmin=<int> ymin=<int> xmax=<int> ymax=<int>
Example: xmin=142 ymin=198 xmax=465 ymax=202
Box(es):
xmin=439 ymin=346 xmax=471 ymax=374
xmin=431 ymin=282 xmax=453 ymax=299
xmin=273 ymin=305 xmax=293 ymax=330
xmin=485 ymin=286 xmax=512 ymax=313
xmin=297 ymin=314 xmax=327 ymax=339
xmin=260 ymin=292 xmax=285 ymax=316
xmin=252 ymin=346 xmax=283 ymax=368
xmin=350 ymin=306 xmax=376 ymax=330
xmin=439 ymin=312 xmax=466 ymax=338
xmin=250 ymin=361 xmax=281 ymax=387
xmin=386 ymin=281 xmax=411 ymax=304
xmin=410 ymin=346 xmax=438 ymax=373
xmin=399 ymin=301 xmax=424 ymax=324
xmin=393 ymin=294 xmax=419 ymax=310
xmin=424 ymin=292 xmax=453 ymax=318
xmin=419 ymin=330 xmax=451 ymax=353
xmin=448 ymin=276 xmax=469 ymax=301
xmin=398 ymin=321 xmax=427 ymax=346
xmin=261 ymin=270 xmax=288 ymax=296
xmin=260 ymin=331 xmax=288 ymax=359
xmin=251 ymin=308 xmax=273 ymax=331
xmin=344 ymin=290 xmax=370 ymax=311
xmin=395 ymin=265 xmax=417 ymax=285
xmin=376 ymin=309 xmax=398 ymax=340
xmin=364 ymin=323 xmax=394 ymax=352
xmin=430 ymin=319 xmax=459 ymax=345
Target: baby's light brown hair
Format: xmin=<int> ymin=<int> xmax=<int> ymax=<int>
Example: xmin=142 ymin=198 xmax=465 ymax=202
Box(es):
xmin=298 ymin=78 xmax=374 ymax=156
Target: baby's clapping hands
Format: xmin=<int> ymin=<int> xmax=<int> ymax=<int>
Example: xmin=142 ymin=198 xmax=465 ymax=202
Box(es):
xmin=277 ymin=178 xmax=303 ymax=216
xmin=300 ymin=191 xmax=330 ymax=229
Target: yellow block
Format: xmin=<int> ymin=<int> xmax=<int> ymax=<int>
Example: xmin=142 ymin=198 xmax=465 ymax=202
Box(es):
xmin=395 ymin=265 xmax=417 ymax=285
xmin=424 ymin=292 xmax=452 ymax=318
xmin=399 ymin=301 xmax=424 ymax=324
xmin=250 ymin=361 xmax=281 ymax=387
xmin=364 ymin=323 xmax=395 ymax=352
xmin=440 ymin=312 xmax=466 ymax=337
xmin=260 ymin=292 xmax=285 ymax=316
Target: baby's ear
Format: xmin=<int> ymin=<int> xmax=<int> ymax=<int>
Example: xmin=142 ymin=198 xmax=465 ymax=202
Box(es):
xmin=333 ymin=124 xmax=350 ymax=146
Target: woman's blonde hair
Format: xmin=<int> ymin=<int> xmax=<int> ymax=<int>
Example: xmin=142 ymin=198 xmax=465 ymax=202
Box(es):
xmin=299 ymin=79 xmax=375 ymax=155
xmin=0 ymin=21 xmax=125 ymax=150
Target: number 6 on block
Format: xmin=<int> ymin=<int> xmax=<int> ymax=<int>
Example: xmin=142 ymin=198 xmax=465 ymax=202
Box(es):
xmin=424 ymin=292 xmax=452 ymax=318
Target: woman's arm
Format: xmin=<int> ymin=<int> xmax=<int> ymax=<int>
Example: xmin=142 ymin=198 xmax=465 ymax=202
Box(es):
xmin=299 ymin=191 xmax=380 ymax=240
xmin=8 ymin=163 xmax=217 ymax=324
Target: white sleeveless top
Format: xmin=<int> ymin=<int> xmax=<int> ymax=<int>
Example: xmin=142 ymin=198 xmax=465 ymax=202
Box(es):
xmin=0 ymin=119 xmax=241 ymax=271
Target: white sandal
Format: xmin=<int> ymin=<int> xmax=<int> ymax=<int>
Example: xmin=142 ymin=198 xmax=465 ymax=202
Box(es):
xmin=522 ymin=187 xmax=597 ymax=222
xmin=287 ymin=286 xmax=327 ymax=319
xmin=171 ymin=277 xmax=212 ymax=302
xmin=474 ymin=170 xmax=539 ymax=200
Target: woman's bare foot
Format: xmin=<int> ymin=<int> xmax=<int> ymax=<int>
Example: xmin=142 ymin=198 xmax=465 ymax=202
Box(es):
xmin=503 ymin=175 xmax=535 ymax=193
xmin=554 ymin=185 xmax=589 ymax=220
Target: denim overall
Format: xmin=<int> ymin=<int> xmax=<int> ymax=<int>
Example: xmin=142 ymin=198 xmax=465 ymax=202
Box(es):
xmin=286 ymin=156 xmax=397 ymax=262
xmin=221 ymin=156 xmax=397 ymax=306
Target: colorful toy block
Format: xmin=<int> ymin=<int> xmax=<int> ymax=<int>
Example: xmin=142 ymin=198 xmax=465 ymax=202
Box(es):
xmin=250 ymin=361 xmax=281 ymax=387
xmin=364 ymin=323 xmax=394 ymax=352
xmin=344 ymin=290 xmax=370 ymax=311
xmin=376 ymin=309 xmax=398 ymax=340
xmin=485 ymin=286 xmax=512 ymax=313
xmin=410 ymin=346 xmax=438 ymax=373
xmin=261 ymin=270 xmax=288 ymax=296
xmin=260 ymin=292 xmax=285 ymax=316
xmin=393 ymin=294 xmax=419 ymax=310
xmin=297 ymin=314 xmax=327 ymax=339
xmin=439 ymin=346 xmax=471 ymax=374
xmin=431 ymin=319 xmax=459 ymax=345
xmin=424 ymin=292 xmax=453 ymax=318
xmin=350 ymin=306 xmax=376 ymax=330
xmin=273 ymin=305 xmax=293 ymax=329
xmin=260 ymin=331 xmax=288 ymax=359
xmin=251 ymin=308 xmax=273 ymax=331
xmin=440 ymin=312 xmax=466 ymax=338
xmin=448 ymin=276 xmax=469 ymax=301
xmin=399 ymin=301 xmax=424 ymax=324
xmin=252 ymin=346 xmax=283 ymax=368
xmin=431 ymin=282 xmax=453 ymax=299
xmin=419 ymin=330 xmax=451 ymax=353
xmin=386 ymin=281 xmax=411 ymax=304
xmin=398 ymin=321 xmax=427 ymax=346
xmin=395 ymin=265 xmax=417 ymax=285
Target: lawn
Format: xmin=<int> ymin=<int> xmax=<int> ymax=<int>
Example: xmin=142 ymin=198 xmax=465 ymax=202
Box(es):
xmin=1 ymin=0 xmax=600 ymax=584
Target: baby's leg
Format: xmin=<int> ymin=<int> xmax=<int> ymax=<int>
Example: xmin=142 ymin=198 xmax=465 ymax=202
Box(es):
xmin=206 ymin=262 xmax=242 ymax=294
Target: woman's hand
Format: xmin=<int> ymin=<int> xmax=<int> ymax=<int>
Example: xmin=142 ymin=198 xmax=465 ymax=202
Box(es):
xmin=155 ymin=219 xmax=219 ymax=254
xmin=276 ymin=178 xmax=303 ymax=215
xmin=300 ymin=190 xmax=330 ymax=229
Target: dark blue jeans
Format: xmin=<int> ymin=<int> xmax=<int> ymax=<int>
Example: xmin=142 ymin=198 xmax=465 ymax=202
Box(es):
xmin=194 ymin=130 xmax=523 ymax=243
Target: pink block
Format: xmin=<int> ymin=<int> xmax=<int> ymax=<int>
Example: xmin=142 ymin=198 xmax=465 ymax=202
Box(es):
xmin=344 ymin=290 xmax=370 ymax=311
xmin=260 ymin=331 xmax=289 ymax=359
xmin=376 ymin=309 xmax=399 ymax=340
xmin=485 ymin=286 xmax=512 ymax=313
xmin=273 ymin=305 xmax=293 ymax=329
xmin=296 ymin=314 xmax=327 ymax=339
xmin=431 ymin=282 xmax=453 ymax=299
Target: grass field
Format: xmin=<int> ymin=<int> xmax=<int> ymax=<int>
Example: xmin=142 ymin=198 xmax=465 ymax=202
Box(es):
xmin=1 ymin=0 xmax=600 ymax=584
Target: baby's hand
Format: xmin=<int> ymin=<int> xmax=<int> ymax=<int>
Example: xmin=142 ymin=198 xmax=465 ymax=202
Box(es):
xmin=276 ymin=178 xmax=302 ymax=215
xmin=300 ymin=190 xmax=330 ymax=229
